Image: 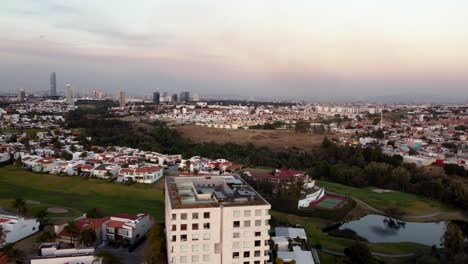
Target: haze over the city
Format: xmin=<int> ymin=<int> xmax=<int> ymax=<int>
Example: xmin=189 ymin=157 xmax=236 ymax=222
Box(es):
xmin=1 ymin=0 xmax=468 ymax=102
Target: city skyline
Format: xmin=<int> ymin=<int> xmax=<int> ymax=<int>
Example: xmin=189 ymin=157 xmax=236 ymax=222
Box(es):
xmin=1 ymin=0 xmax=468 ymax=101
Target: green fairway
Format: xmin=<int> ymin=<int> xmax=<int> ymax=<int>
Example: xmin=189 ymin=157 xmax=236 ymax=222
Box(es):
xmin=318 ymin=180 xmax=455 ymax=216
xmin=0 ymin=165 xmax=165 ymax=222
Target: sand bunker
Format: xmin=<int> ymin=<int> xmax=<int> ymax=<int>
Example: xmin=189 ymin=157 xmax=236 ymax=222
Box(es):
xmin=46 ymin=207 xmax=69 ymax=213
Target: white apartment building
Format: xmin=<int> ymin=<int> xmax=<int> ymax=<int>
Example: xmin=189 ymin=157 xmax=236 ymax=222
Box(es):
xmin=30 ymin=242 xmax=102 ymax=264
xmin=165 ymin=175 xmax=271 ymax=264
xmin=0 ymin=213 xmax=40 ymax=247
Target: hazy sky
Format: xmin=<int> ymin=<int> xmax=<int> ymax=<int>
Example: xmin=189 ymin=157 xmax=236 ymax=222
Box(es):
xmin=1 ymin=0 xmax=468 ymax=100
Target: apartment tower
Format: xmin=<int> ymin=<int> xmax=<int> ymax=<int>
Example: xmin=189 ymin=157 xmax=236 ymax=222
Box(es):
xmin=165 ymin=175 xmax=271 ymax=264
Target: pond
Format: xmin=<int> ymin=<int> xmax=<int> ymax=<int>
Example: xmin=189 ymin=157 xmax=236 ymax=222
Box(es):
xmin=331 ymin=214 xmax=454 ymax=246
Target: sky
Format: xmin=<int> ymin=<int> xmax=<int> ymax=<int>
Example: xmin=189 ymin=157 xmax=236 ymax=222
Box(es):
xmin=1 ymin=0 xmax=468 ymax=101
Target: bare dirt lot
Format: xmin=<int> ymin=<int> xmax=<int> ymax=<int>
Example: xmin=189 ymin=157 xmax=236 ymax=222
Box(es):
xmin=176 ymin=125 xmax=336 ymax=152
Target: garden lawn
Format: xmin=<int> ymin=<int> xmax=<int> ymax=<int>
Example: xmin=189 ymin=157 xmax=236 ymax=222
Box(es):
xmin=0 ymin=165 xmax=165 ymax=222
xmin=318 ymin=180 xmax=454 ymax=216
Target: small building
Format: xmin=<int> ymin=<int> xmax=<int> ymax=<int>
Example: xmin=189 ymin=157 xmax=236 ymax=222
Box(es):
xmin=30 ymin=242 xmax=102 ymax=264
xmin=0 ymin=213 xmax=40 ymax=247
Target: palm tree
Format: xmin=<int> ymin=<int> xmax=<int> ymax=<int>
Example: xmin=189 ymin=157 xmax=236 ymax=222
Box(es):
xmin=35 ymin=209 xmax=50 ymax=229
xmin=64 ymin=221 xmax=80 ymax=245
xmin=81 ymin=229 xmax=97 ymax=247
xmin=11 ymin=198 xmax=27 ymax=216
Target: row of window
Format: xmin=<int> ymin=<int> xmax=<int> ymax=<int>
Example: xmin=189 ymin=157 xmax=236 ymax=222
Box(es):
xmin=232 ymin=240 xmax=264 ymax=249
xmin=232 ymin=250 xmax=267 ymax=258
xmin=233 ymin=209 xmax=269 ymax=218
xmin=233 ymin=220 xmax=268 ymax=228
xmin=171 ymin=223 xmax=210 ymax=232
xmin=172 ymin=212 xmax=210 ymax=221
xmin=176 ymin=254 xmax=210 ymax=263
xmin=233 ymin=231 xmax=263 ymax=238
xmin=172 ymin=233 xmax=211 ymax=242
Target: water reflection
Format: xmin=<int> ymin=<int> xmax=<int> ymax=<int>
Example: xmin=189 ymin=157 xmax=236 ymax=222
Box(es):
xmin=335 ymin=214 xmax=449 ymax=246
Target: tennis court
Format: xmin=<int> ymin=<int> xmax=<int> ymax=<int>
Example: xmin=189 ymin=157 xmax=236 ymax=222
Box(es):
xmin=317 ymin=197 xmax=342 ymax=209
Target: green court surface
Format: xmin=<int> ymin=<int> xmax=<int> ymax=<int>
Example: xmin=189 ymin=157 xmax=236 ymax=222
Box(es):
xmin=317 ymin=198 xmax=341 ymax=209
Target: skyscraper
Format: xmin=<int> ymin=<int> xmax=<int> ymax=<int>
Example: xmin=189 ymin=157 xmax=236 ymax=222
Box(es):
xmin=171 ymin=93 xmax=178 ymax=103
xmin=66 ymin=84 xmax=74 ymax=106
xmin=18 ymin=87 xmax=26 ymax=102
xmin=153 ymin=92 xmax=160 ymax=105
xmin=180 ymin=91 xmax=190 ymax=102
xmin=119 ymin=91 xmax=126 ymax=108
xmin=50 ymin=72 xmax=57 ymax=96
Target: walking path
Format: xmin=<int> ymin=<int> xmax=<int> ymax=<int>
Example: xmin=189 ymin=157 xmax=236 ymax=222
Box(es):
xmin=321 ymin=249 xmax=414 ymax=258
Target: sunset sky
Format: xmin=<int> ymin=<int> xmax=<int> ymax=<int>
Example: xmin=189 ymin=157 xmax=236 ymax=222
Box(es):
xmin=1 ymin=0 xmax=467 ymax=100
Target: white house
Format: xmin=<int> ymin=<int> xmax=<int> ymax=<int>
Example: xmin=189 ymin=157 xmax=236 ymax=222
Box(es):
xmin=0 ymin=214 xmax=40 ymax=247
xmin=30 ymin=242 xmax=102 ymax=264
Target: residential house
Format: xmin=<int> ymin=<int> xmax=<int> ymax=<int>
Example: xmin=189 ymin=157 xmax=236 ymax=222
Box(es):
xmin=30 ymin=242 xmax=102 ymax=264
xmin=0 ymin=213 xmax=40 ymax=247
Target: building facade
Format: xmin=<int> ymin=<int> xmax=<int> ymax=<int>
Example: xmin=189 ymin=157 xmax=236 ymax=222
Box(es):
xmin=153 ymin=92 xmax=160 ymax=105
xmin=180 ymin=92 xmax=190 ymax=102
xmin=0 ymin=213 xmax=40 ymax=247
xmin=66 ymin=84 xmax=74 ymax=106
xmin=31 ymin=242 xmax=102 ymax=264
xmin=165 ymin=175 xmax=271 ymax=264
xmin=50 ymin=72 xmax=57 ymax=96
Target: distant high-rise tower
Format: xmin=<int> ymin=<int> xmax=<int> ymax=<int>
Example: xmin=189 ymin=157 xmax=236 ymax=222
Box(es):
xmin=180 ymin=91 xmax=190 ymax=102
xmin=50 ymin=72 xmax=57 ymax=96
xmin=18 ymin=87 xmax=26 ymax=102
xmin=171 ymin=93 xmax=178 ymax=103
xmin=153 ymin=92 xmax=160 ymax=105
xmin=66 ymin=84 xmax=74 ymax=106
xmin=119 ymin=91 xmax=126 ymax=108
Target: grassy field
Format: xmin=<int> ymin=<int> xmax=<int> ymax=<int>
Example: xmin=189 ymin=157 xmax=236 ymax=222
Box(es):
xmin=176 ymin=125 xmax=334 ymax=152
xmin=0 ymin=165 xmax=165 ymax=222
xmin=271 ymin=210 xmax=427 ymax=255
xmin=318 ymin=180 xmax=456 ymax=216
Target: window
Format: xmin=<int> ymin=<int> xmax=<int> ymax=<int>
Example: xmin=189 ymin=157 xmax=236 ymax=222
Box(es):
xmin=203 ymin=244 xmax=210 ymax=251
xmin=255 ymin=231 xmax=261 ymax=237
xmin=171 ymin=235 xmax=176 ymax=242
xmin=203 ymin=254 xmax=210 ymax=262
xmin=181 ymin=235 xmax=187 ymax=241
xmin=244 ymin=251 xmax=250 ymax=258
xmin=192 ymin=223 xmax=199 ymax=230
xmin=171 ymin=213 xmax=176 ymax=220
xmin=192 ymin=212 xmax=199 ymax=219
xmin=233 ymin=242 xmax=240 ymax=249
xmin=192 ymin=255 xmax=199 ymax=262
xmin=255 ymin=209 xmax=262 ymax=216
xmin=203 ymin=223 xmax=210 ymax=230
xmin=172 ymin=225 xmax=176 ymax=231
xmin=265 ymin=220 xmax=269 ymax=226
xmin=244 ymin=241 xmax=252 ymax=248
xmin=254 ymin=261 xmax=261 ymax=264
xmin=233 ymin=252 xmax=240 ymax=259
xmin=255 ymin=240 xmax=261 ymax=247
xmin=192 ymin=244 xmax=199 ymax=252
xmin=233 ymin=221 xmax=240 ymax=228
xmin=203 ymin=233 xmax=210 ymax=240
xmin=265 ymin=209 xmax=269 ymax=215
xmin=181 ymin=213 xmax=187 ymax=220
xmin=192 ymin=234 xmax=199 ymax=241
xmin=181 ymin=224 xmax=187 ymax=231
xmin=244 ymin=210 xmax=251 ymax=217
xmin=243 ymin=231 xmax=251 ymax=238
xmin=255 ymin=220 xmax=261 ymax=227
xmin=233 ymin=232 xmax=240 ymax=238
xmin=203 ymin=212 xmax=210 ymax=219
xmin=233 ymin=210 xmax=240 ymax=217
xmin=180 ymin=245 xmax=188 ymax=252
xmin=244 ymin=220 xmax=251 ymax=227
xmin=180 ymin=256 xmax=187 ymax=263
xmin=254 ymin=251 xmax=261 ymax=257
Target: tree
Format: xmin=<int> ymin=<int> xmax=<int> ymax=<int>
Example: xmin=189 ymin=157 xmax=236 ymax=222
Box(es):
xmin=441 ymin=223 xmax=464 ymax=259
xmin=35 ymin=208 xmax=50 ymax=228
xmin=0 ymin=225 xmax=5 ymax=245
xmin=344 ymin=241 xmax=372 ymax=264
xmin=0 ymin=244 xmax=24 ymax=262
xmin=36 ymin=231 xmax=56 ymax=243
xmin=96 ymin=250 xmax=122 ymax=264
xmin=144 ymin=224 xmax=166 ymax=264
xmin=11 ymin=198 xmax=27 ymax=216
xmin=295 ymin=120 xmax=309 ymax=133
xmin=391 ymin=166 xmax=411 ymax=191
xmin=81 ymin=229 xmax=97 ymax=247
xmin=64 ymin=221 xmax=80 ymax=244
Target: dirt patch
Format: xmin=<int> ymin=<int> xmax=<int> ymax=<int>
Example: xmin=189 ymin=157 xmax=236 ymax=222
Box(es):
xmin=372 ymin=188 xmax=395 ymax=193
xmin=176 ymin=125 xmax=338 ymax=152
xmin=47 ymin=207 xmax=69 ymax=213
